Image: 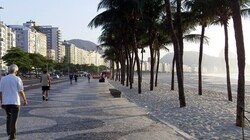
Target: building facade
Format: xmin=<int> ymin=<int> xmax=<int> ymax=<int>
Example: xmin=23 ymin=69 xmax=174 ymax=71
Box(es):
xmin=35 ymin=32 xmax=47 ymax=56
xmin=63 ymin=41 xmax=106 ymax=66
xmin=35 ymin=25 xmax=62 ymax=62
xmin=9 ymin=23 xmax=47 ymax=56
xmin=0 ymin=22 xmax=16 ymax=69
xmin=64 ymin=42 xmax=76 ymax=64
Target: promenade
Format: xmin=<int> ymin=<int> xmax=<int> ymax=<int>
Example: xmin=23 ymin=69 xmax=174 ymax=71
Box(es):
xmin=0 ymin=77 xmax=185 ymax=140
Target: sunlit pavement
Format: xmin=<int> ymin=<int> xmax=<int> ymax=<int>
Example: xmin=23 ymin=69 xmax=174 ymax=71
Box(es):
xmin=0 ymin=77 xmax=185 ymax=140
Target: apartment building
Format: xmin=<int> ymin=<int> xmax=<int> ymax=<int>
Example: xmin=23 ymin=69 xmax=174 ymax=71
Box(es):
xmin=35 ymin=25 xmax=63 ymax=62
xmin=35 ymin=32 xmax=47 ymax=56
xmin=23 ymin=21 xmax=47 ymax=56
xmin=7 ymin=25 xmax=24 ymax=49
xmin=60 ymin=44 xmax=66 ymax=62
xmin=6 ymin=27 xmax=16 ymax=50
xmin=63 ymin=42 xmax=76 ymax=64
xmin=0 ymin=22 xmax=16 ymax=69
xmin=76 ymin=47 xmax=84 ymax=65
xmin=62 ymin=41 xmax=106 ymax=66
xmin=47 ymin=49 xmax=56 ymax=60
xmin=8 ymin=24 xmax=47 ymax=56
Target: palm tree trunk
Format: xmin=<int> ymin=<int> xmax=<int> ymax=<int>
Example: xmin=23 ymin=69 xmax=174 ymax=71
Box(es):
xmin=150 ymin=44 xmax=155 ymax=91
xmin=111 ymin=60 xmax=115 ymax=80
xmin=177 ymin=0 xmax=184 ymax=77
xmin=115 ymin=61 xmax=119 ymax=81
xmin=134 ymin=45 xmax=142 ymax=93
xmin=223 ymin=22 xmax=232 ymax=101
xmin=198 ymin=24 xmax=206 ymax=95
xmin=155 ymin=50 xmax=160 ymax=87
xmin=231 ymin=0 xmax=246 ymax=127
xmin=171 ymin=55 xmax=175 ymax=90
xmin=141 ymin=48 xmax=144 ymax=84
xmin=126 ymin=49 xmax=130 ymax=87
xmin=131 ymin=26 xmax=141 ymax=93
xmin=132 ymin=58 xmax=136 ymax=84
xmin=129 ymin=51 xmax=134 ymax=89
xmin=165 ymin=0 xmax=186 ymax=107
xmin=120 ymin=52 xmax=126 ymax=86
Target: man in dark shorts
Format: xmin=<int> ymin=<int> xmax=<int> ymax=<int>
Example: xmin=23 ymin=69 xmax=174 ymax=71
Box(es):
xmin=40 ymin=70 xmax=51 ymax=101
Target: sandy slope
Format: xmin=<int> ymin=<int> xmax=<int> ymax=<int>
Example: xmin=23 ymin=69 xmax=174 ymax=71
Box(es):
xmin=109 ymin=73 xmax=250 ymax=139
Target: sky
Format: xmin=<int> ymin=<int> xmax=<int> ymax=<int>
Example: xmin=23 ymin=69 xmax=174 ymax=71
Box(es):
xmin=0 ymin=0 xmax=250 ymax=64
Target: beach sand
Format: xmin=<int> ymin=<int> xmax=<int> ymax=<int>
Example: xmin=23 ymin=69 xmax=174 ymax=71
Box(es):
xmin=109 ymin=73 xmax=250 ymax=140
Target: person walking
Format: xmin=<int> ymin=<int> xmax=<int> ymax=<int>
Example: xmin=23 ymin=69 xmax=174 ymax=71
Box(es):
xmin=69 ymin=73 xmax=73 ymax=84
xmin=87 ymin=73 xmax=91 ymax=83
xmin=40 ymin=70 xmax=51 ymax=101
xmin=0 ymin=64 xmax=28 ymax=140
xmin=74 ymin=73 xmax=78 ymax=83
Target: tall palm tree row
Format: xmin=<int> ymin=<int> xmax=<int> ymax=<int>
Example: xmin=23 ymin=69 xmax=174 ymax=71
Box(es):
xmin=89 ymin=0 xmax=144 ymax=93
xmin=89 ymin=0 xmax=248 ymax=126
xmin=212 ymin=0 xmax=250 ymax=101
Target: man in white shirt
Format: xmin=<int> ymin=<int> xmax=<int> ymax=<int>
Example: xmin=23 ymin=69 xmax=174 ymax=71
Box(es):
xmin=0 ymin=64 xmax=28 ymax=140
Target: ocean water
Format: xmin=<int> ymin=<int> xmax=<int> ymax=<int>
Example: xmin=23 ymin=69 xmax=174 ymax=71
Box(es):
xmin=204 ymin=73 xmax=250 ymax=82
xmin=194 ymin=73 xmax=250 ymax=95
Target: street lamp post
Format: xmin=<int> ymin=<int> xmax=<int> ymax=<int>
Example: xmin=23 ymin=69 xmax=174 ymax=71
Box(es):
xmin=46 ymin=54 xmax=50 ymax=73
xmin=68 ymin=45 xmax=70 ymax=75
xmin=95 ymin=51 xmax=99 ymax=74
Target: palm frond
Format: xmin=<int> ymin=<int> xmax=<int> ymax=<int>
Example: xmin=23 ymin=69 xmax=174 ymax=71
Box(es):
xmin=183 ymin=34 xmax=210 ymax=45
xmin=241 ymin=8 xmax=250 ymax=18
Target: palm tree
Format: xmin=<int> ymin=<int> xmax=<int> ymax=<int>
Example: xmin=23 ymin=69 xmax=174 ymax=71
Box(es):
xmin=154 ymin=35 xmax=170 ymax=87
xmin=212 ymin=0 xmax=234 ymax=100
xmin=89 ymin=0 xmax=143 ymax=93
xmin=214 ymin=0 xmax=250 ymax=101
xmin=164 ymin=0 xmax=186 ymax=107
xmin=89 ymin=0 xmax=126 ymax=86
xmin=139 ymin=0 xmax=168 ymax=91
xmin=167 ymin=0 xmax=203 ymax=91
xmin=184 ymin=0 xmax=217 ymax=96
xmin=231 ymin=0 xmax=246 ymax=128
xmin=97 ymin=28 xmax=120 ymax=80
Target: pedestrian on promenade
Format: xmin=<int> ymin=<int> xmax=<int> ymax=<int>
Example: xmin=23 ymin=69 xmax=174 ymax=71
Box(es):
xmin=69 ymin=73 xmax=73 ymax=84
xmin=0 ymin=64 xmax=28 ymax=140
xmin=74 ymin=73 xmax=78 ymax=83
xmin=87 ymin=73 xmax=91 ymax=83
xmin=40 ymin=70 xmax=51 ymax=101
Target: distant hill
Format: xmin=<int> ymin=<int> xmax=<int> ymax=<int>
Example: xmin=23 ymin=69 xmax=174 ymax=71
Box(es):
xmin=160 ymin=51 xmax=238 ymax=73
xmin=68 ymin=39 xmax=103 ymax=53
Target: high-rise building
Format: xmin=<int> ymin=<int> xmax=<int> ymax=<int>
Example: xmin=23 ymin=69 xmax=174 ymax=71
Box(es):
xmin=8 ymin=23 xmax=47 ymax=56
xmin=0 ymin=21 xmax=16 ymax=69
xmin=35 ymin=25 xmax=62 ymax=62
xmin=23 ymin=21 xmax=47 ymax=56
xmin=35 ymin=32 xmax=47 ymax=56
xmin=8 ymin=25 xmax=25 ymax=50
xmin=6 ymin=27 xmax=16 ymax=50
xmin=60 ymin=43 xmax=66 ymax=62
xmin=63 ymin=41 xmax=76 ymax=64
xmin=63 ymin=41 xmax=89 ymax=65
